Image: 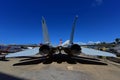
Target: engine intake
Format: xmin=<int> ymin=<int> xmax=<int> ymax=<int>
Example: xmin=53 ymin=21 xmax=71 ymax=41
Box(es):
xmin=39 ymin=45 xmax=50 ymax=55
xmin=39 ymin=45 xmax=56 ymax=56
xmin=70 ymin=44 xmax=81 ymax=55
xmin=64 ymin=44 xmax=81 ymax=55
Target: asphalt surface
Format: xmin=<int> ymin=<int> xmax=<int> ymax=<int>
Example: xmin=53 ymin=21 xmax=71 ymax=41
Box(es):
xmin=0 ymin=55 xmax=120 ymax=80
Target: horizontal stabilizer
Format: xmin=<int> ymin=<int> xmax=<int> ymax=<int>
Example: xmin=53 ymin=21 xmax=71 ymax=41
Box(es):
xmin=5 ymin=47 xmax=39 ymax=58
xmin=61 ymin=40 xmax=70 ymax=47
xmin=81 ymin=47 xmax=116 ymax=57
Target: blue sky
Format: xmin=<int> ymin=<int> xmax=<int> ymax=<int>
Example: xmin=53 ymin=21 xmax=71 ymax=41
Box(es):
xmin=0 ymin=0 xmax=120 ymax=44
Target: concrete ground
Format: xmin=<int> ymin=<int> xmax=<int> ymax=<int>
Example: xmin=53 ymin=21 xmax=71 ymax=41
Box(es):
xmin=0 ymin=55 xmax=120 ymax=80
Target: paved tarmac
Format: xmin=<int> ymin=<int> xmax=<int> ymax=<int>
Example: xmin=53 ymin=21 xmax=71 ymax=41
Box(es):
xmin=0 ymin=55 xmax=120 ymax=80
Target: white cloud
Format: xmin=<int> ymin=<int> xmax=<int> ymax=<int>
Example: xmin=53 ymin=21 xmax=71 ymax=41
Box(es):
xmin=76 ymin=42 xmax=87 ymax=45
xmin=92 ymin=0 xmax=103 ymax=7
xmin=87 ymin=41 xmax=101 ymax=45
xmin=77 ymin=41 xmax=101 ymax=45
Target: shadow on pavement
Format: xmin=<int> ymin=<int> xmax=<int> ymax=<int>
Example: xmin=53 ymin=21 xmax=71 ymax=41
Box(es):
xmin=107 ymin=57 xmax=120 ymax=64
xmin=0 ymin=72 xmax=25 ymax=80
xmin=13 ymin=54 xmax=107 ymax=66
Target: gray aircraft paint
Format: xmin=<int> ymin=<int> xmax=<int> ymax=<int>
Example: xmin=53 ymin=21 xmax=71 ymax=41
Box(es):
xmin=41 ymin=16 xmax=50 ymax=44
xmin=69 ymin=15 xmax=78 ymax=44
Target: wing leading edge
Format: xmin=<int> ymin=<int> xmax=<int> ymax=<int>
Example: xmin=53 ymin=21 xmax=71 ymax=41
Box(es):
xmin=5 ymin=47 xmax=39 ymax=58
xmin=81 ymin=47 xmax=116 ymax=57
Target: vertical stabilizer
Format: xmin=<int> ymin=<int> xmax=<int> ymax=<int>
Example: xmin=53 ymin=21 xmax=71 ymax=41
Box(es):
xmin=41 ymin=16 xmax=50 ymax=44
xmin=69 ymin=15 xmax=78 ymax=44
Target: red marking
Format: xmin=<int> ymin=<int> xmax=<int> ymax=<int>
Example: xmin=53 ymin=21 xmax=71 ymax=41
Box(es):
xmin=59 ymin=39 xmax=62 ymax=45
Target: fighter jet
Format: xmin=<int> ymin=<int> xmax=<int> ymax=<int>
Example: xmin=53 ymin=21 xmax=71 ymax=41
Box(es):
xmin=5 ymin=16 xmax=116 ymax=58
xmin=39 ymin=16 xmax=81 ymax=57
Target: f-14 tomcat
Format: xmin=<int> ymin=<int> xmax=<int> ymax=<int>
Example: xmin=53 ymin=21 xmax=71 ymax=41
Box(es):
xmin=39 ymin=15 xmax=81 ymax=57
xmin=5 ymin=16 xmax=116 ymax=58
